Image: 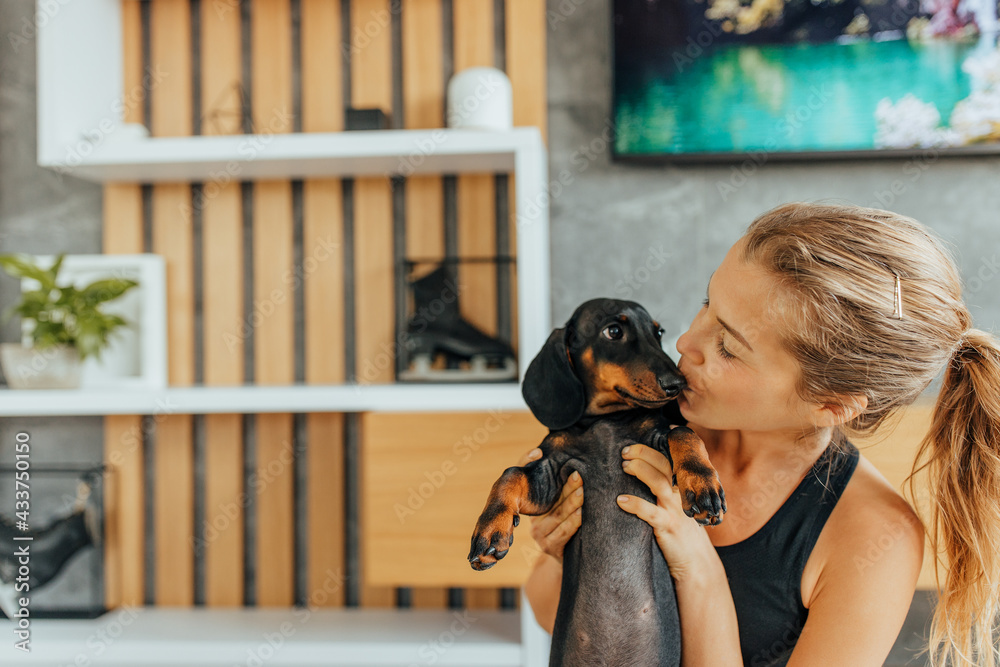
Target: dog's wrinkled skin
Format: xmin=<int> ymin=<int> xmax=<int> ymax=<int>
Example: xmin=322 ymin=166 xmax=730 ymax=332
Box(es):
xmin=468 ymin=299 xmax=726 ymax=667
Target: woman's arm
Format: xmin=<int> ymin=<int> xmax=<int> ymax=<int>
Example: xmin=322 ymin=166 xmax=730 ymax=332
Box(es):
xmin=619 ymin=443 xmax=743 ymax=667
xmin=524 ymin=553 xmax=563 ymax=634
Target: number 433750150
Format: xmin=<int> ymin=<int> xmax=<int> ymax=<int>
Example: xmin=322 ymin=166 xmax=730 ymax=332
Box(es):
xmin=14 ymin=432 xmax=30 ymax=527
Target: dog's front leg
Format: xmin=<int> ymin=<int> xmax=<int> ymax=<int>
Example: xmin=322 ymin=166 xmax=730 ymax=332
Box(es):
xmin=650 ymin=426 xmax=727 ymax=526
xmin=468 ymin=439 xmax=569 ymax=571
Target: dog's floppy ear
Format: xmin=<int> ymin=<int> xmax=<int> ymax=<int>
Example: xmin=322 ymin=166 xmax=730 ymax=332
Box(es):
xmin=521 ymin=327 xmax=586 ymax=430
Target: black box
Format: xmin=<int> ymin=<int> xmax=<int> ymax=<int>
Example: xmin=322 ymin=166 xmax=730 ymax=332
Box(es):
xmin=345 ymin=107 xmax=390 ymax=131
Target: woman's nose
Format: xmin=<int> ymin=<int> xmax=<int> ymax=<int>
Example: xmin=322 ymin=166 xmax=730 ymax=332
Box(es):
xmin=676 ymin=308 xmax=708 ymax=364
xmin=675 ymin=326 xmax=703 ymax=364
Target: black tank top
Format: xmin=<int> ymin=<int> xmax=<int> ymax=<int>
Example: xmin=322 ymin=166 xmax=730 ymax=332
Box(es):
xmin=714 ymin=438 xmax=860 ymax=667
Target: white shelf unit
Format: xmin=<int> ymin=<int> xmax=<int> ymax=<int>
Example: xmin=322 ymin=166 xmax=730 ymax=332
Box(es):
xmin=33 ymin=3 xmax=552 ymax=666
xmin=0 ymin=384 xmax=529 ymax=417
xmin=0 ymin=606 xmax=546 ymax=667
xmin=34 ymin=0 xmax=551 ymax=399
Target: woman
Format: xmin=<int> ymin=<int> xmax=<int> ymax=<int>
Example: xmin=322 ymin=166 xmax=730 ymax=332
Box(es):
xmin=521 ymin=203 xmax=1000 ymax=666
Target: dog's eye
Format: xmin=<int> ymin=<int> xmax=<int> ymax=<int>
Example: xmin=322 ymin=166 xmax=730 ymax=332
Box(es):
xmin=602 ymin=324 xmax=624 ymax=340
xmin=655 ymin=327 xmax=665 ymax=339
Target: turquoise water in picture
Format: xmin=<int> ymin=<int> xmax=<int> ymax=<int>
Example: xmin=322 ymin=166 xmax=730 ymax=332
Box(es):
xmin=614 ymin=39 xmax=979 ymax=155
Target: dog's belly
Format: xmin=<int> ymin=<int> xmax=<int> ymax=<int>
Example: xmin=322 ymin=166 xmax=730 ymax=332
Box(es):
xmin=549 ymin=428 xmax=681 ymax=667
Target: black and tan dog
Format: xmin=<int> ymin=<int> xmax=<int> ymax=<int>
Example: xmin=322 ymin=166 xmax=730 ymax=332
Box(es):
xmin=468 ymin=298 xmax=726 ymax=667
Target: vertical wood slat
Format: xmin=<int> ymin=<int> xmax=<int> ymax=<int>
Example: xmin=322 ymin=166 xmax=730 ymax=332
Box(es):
xmin=403 ymin=0 xmax=447 ymax=611
xmin=453 ymin=1 xmax=500 ymax=612
xmin=301 ymin=0 xmax=347 ymax=608
xmin=122 ymin=0 xmax=144 ymax=126
xmin=103 ymin=184 xmax=145 ymax=609
xmin=150 ymin=0 xmax=195 ymax=607
xmin=104 ymin=0 xmax=146 ymax=611
xmin=251 ymin=0 xmax=296 ymax=607
xmin=201 ymin=0 xmax=246 ymax=608
xmin=503 ymin=0 xmax=547 ymax=364
xmin=454 ymin=0 xmax=498 ymax=358
xmin=352 ymin=0 xmax=395 ymax=609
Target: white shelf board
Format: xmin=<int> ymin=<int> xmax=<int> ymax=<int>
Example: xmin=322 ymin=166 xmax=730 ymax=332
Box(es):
xmin=43 ymin=127 xmax=542 ymax=183
xmin=0 ymin=383 xmax=528 ymax=417
xmin=0 ymin=607 xmax=522 ymax=666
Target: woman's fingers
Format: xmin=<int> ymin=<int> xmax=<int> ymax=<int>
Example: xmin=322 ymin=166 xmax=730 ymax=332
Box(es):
xmin=616 ymin=494 xmax=674 ymax=534
xmin=531 ymin=472 xmax=583 ymax=533
xmin=621 ymin=443 xmax=674 ymax=476
xmin=621 ymin=445 xmax=675 ymax=500
xmin=516 ymin=447 xmax=543 ymax=467
xmin=528 ymin=471 xmax=584 ymax=560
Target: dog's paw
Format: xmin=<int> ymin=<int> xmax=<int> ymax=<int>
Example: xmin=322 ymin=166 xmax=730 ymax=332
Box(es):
xmin=468 ymin=512 xmax=519 ymax=571
xmin=674 ymin=462 xmax=727 ymax=526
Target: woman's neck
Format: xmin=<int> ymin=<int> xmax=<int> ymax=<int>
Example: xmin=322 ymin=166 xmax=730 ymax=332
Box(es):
xmin=690 ymin=422 xmax=834 ymax=479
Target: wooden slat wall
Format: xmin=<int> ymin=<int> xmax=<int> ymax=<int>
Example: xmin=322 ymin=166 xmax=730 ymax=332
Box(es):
xmin=103 ymin=0 xmax=548 ymax=611
xmin=403 ymin=0 xmax=447 ymax=611
xmin=351 ymin=0 xmax=396 ymax=609
xmin=201 ymin=0 xmax=245 ymax=607
xmin=150 ymin=0 xmax=196 ymax=607
xmin=251 ymin=0 xmax=297 ymax=608
xmin=301 ymin=0 xmax=347 ymax=609
xmin=505 ymin=0 xmax=547 ymax=356
xmin=456 ymin=2 xmax=502 ymax=612
xmin=455 ymin=1 xmax=497 ymax=352
xmin=102 ymin=0 xmax=146 ymax=610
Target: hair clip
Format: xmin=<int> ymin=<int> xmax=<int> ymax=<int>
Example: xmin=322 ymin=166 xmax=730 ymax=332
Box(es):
xmin=891 ymin=274 xmax=903 ymax=320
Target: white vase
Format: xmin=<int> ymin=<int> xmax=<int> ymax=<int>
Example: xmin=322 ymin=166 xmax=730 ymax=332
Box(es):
xmin=0 ymin=343 xmax=82 ymax=389
xmin=446 ymin=67 xmax=513 ymax=130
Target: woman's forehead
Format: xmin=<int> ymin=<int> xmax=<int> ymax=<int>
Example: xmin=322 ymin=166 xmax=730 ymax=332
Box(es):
xmin=712 ymin=245 xmax=793 ymax=357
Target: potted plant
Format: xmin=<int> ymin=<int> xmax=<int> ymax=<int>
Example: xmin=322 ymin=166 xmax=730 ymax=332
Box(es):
xmin=0 ymin=253 xmax=139 ymax=389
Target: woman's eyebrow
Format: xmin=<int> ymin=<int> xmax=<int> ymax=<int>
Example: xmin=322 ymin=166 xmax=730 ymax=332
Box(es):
xmin=718 ymin=318 xmax=754 ymax=353
xmin=707 ymin=271 xmax=754 ymax=353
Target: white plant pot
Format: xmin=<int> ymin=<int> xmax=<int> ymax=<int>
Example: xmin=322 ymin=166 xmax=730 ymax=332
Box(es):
xmin=0 ymin=343 xmax=82 ymax=389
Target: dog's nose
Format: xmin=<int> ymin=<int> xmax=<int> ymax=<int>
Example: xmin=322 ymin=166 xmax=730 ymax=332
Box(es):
xmin=658 ymin=376 xmax=686 ymax=398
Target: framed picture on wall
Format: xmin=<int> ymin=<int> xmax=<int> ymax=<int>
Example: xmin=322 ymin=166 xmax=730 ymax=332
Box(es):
xmin=612 ymin=0 xmax=1000 ymax=161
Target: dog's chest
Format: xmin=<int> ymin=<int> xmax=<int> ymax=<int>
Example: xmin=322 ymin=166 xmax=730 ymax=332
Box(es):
xmin=561 ymin=418 xmax=659 ymax=495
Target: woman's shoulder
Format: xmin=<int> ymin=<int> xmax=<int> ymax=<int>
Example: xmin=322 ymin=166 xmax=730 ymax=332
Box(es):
xmin=800 ymin=450 xmax=924 ymax=608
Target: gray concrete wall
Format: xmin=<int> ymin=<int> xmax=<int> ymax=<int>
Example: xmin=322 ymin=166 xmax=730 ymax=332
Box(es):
xmin=0 ymin=0 xmax=105 ymax=451
xmin=0 ymin=0 xmax=105 ymax=614
xmin=546 ymin=0 xmax=1000 ymax=352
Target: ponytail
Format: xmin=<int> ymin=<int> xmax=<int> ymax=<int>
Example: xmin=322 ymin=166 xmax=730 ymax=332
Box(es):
xmin=911 ymin=329 xmax=1000 ymax=667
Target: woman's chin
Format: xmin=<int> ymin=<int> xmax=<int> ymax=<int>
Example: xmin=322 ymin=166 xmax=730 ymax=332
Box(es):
xmin=677 ymin=393 xmax=693 ymax=417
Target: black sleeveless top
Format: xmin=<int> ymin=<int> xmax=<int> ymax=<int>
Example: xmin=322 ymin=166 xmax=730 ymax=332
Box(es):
xmin=714 ymin=439 xmax=860 ymax=667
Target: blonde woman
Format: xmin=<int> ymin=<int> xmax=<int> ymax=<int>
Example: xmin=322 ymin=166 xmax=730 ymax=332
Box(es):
xmin=521 ymin=202 xmax=1000 ymax=666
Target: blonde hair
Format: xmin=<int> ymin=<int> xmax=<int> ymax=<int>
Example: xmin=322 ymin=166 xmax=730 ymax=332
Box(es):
xmin=742 ymin=202 xmax=1000 ymax=667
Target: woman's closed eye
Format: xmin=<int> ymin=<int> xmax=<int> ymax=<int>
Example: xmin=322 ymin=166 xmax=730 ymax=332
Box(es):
xmin=703 ymin=298 xmax=737 ymax=360
xmin=716 ymin=333 xmax=736 ymax=360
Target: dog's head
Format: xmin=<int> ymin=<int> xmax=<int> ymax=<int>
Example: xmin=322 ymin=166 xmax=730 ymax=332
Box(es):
xmin=521 ymin=298 xmax=686 ymax=430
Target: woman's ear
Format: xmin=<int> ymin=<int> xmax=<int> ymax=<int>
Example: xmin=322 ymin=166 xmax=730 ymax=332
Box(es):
xmin=521 ymin=327 xmax=586 ymax=430
xmin=812 ymin=394 xmax=869 ymax=428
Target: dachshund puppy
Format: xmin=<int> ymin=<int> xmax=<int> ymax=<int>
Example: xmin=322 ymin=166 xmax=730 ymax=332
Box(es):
xmin=468 ymin=298 xmax=726 ymax=667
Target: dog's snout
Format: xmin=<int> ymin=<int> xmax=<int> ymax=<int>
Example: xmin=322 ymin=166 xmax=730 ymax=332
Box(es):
xmin=658 ymin=375 xmax=686 ymax=398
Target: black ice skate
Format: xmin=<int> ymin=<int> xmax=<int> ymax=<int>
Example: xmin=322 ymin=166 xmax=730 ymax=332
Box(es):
xmin=0 ymin=476 xmax=99 ymax=618
xmin=398 ymin=263 xmax=518 ymax=382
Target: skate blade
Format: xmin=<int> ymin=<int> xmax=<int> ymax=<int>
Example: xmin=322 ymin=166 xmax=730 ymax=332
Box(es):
xmin=0 ymin=582 xmax=19 ymax=619
xmin=398 ymin=355 xmax=517 ymax=382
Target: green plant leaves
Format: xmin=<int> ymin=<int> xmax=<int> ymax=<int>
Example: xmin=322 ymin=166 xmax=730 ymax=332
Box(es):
xmin=0 ymin=253 xmax=140 ymax=361
xmin=80 ymin=279 xmax=139 ymax=306
xmin=0 ymin=253 xmax=60 ymax=291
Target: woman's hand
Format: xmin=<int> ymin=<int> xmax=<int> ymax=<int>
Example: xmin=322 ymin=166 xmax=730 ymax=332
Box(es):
xmin=518 ymin=447 xmax=583 ymax=564
xmin=617 ymin=440 xmax=722 ymax=585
